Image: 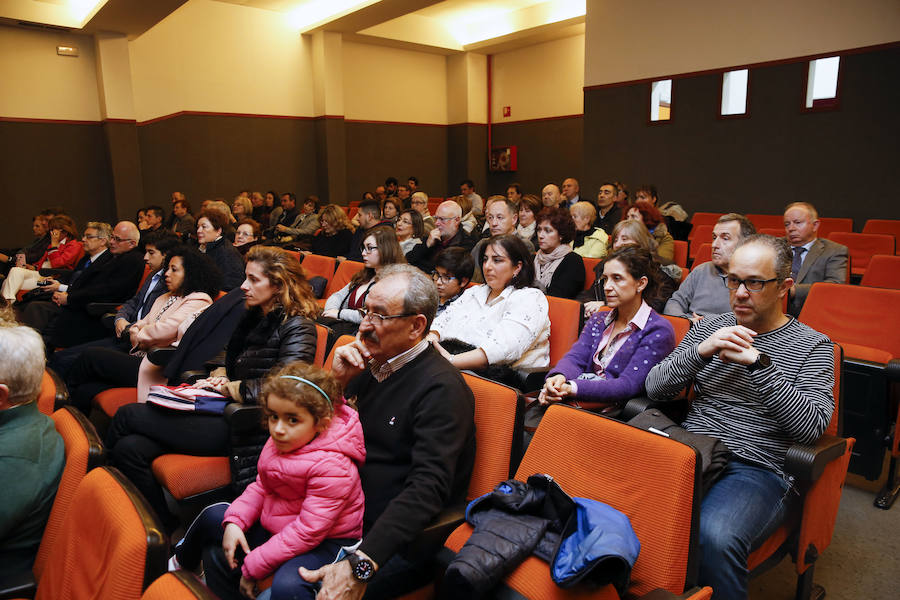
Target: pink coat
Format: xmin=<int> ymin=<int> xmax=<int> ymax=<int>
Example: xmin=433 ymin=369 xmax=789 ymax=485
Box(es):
xmin=224 ymin=401 xmax=366 ymax=580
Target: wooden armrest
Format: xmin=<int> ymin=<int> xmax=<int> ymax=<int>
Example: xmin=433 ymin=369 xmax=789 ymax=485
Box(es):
xmin=0 ymin=569 xmax=36 ymax=599
xmin=784 ymin=435 xmax=847 ymax=484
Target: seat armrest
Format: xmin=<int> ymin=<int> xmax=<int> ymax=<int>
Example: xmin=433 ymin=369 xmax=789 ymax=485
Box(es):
xmin=225 ymin=403 xmax=263 ymax=434
xmin=639 ymin=587 xmax=712 ymax=600
xmin=100 ymin=312 xmax=119 ymax=330
xmin=0 ymin=569 xmax=37 ymax=599
xmin=147 ymin=347 xmax=177 ymax=366
xmin=621 ymin=396 xmax=657 ymax=420
xmin=177 ymin=370 xmax=210 ymax=385
xmin=405 ymin=503 xmax=466 ymax=557
xmin=784 ymin=435 xmax=847 ymax=484
xmin=886 ymin=358 xmax=900 ymax=382
xmin=85 ymin=302 xmax=120 ymax=317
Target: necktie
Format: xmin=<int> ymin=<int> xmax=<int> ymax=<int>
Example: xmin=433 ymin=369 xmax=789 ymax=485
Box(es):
xmin=791 ymin=246 xmax=804 ymax=280
xmin=70 ymin=256 xmax=91 ymax=285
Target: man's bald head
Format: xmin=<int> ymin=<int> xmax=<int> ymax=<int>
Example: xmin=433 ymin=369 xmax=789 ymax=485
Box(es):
xmin=435 ymin=201 xmax=462 ymax=239
xmin=110 ymin=221 xmax=140 ymax=254
xmin=541 ymin=184 xmax=561 ymax=208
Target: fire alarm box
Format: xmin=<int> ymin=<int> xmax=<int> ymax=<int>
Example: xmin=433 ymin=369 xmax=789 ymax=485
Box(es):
xmin=490 ymin=146 xmax=517 ymax=172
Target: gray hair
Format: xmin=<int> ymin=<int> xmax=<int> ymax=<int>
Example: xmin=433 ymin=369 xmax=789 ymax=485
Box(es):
xmin=717 ymin=213 xmax=756 ymax=239
xmin=784 ymin=201 xmax=818 ymax=221
xmin=736 ymin=234 xmax=792 ymax=281
xmin=85 ymin=221 xmax=113 ymax=240
xmin=376 ymin=264 xmax=439 ymax=332
xmin=0 ymin=326 xmax=45 ymax=406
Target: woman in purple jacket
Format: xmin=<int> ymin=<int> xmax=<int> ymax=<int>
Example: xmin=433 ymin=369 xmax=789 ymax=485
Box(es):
xmin=539 ymin=246 xmax=675 ymax=411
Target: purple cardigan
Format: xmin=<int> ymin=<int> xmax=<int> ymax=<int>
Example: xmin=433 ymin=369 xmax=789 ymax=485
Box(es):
xmin=549 ymin=309 xmax=675 ymax=403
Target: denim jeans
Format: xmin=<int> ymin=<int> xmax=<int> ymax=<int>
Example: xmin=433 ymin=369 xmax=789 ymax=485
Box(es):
xmin=698 ymin=460 xmax=792 ymax=600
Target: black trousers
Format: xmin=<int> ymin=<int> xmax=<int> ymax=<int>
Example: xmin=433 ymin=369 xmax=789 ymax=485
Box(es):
xmin=106 ymin=402 xmax=230 ymax=532
xmin=65 ymin=346 xmax=142 ymax=414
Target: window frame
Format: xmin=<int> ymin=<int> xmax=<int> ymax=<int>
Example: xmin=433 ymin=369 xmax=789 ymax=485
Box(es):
xmin=648 ymin=78 xmax=674 ymax=125
xmin=802 ymin=55 xmax=842 ymax=113
xmin=717 ymin=68 xmax=751 ymax=120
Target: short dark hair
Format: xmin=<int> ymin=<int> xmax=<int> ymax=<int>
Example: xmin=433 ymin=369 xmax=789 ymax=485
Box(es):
xmin=281 ymin=192 xmax=297 ymax=204
xmin=636 ymin=184 xmax=659 ymax=202
xmin=602 ymin=246 xmax=666 ymax=309
xmin=142 ymin=230 xmax=180 ymax=255
xmin=198 ymin=209 xmax=229 ymax=233
xmin=399 ymin=209 xmax=425 ymax=239
xmin=237 ymin=217 xmax=262 ymax=238
xmin=174 ymin=199 xmax=192 ymax=214
xmin=736 ymin=234 xmax=792 ymax=281
xmin=358 ymin=199 xmax=382 ymax=220
xmin=536 ymin=206 xmax=577 ymax=244
xmin=165 ymin=246 xmax=222 ymax=298
xmin=519 ymin=194 xmax=542 ymax=215
xmin=434 ymin=247 xmax=474 ymax=283
xmin=303 ymin=195 xmax=319 ymax=211
xmin=385 ymin=176 xmax=398 ymax=187
xmin=460 ymin=179 xmax=475 ymax=189
xmin=407 ymin=176 xmax=419 ymax=185
xmin=397 ymin=184 xmax=410 ymax=193
xmin=507 ymin=183 xmax=523 ymax=197
xmin=145 ymin=205 xmax=165 ymax=221
xmin=478 ymin=234 xmax=534 ymax=289
xmin=717 ymin=213 xmax=756 ymax=239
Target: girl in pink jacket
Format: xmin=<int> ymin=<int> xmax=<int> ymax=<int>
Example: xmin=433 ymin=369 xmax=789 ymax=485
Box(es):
xmin=172 ymin=362 xmax=366 ymax=600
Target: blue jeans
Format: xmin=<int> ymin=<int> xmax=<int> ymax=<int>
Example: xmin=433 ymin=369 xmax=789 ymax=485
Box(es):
xmin=698 ymin=460 xmax=793 ymax=600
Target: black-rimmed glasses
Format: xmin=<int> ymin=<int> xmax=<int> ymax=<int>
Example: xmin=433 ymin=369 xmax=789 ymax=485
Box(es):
xmin=723 ymin=275 xmax=778 ymax=293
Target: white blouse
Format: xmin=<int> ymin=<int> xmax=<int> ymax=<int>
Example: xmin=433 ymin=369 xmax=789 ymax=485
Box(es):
xmin=431 ymin=284 xmax=550 ymax=373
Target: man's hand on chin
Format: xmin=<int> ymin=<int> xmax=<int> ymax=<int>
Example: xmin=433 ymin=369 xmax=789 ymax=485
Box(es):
xmin=299 ymin=560 xmax=366 ymax=600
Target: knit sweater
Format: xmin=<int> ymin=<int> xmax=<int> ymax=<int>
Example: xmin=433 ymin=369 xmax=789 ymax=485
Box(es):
xmin=646 ymin=312 xmax=834 ymax=477
xmin=663 ymin=261 xmax=731 ymax=319
xmin=549 ymin=308 xmax=675 ymax=404
xmin=346 ymin=346 xmax=475 ymax=566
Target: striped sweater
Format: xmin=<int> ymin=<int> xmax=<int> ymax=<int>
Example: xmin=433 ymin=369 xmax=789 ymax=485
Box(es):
xmin=645 ymin=312 xmax=834 ymax=477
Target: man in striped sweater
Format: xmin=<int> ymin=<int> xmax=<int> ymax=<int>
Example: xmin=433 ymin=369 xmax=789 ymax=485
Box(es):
xmin=646 ymin=234 xmax=834 ymax=600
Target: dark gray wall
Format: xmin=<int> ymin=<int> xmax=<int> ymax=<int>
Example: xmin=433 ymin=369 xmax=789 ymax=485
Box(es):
xmin=583 ymin=46 xmax=900 ymax=227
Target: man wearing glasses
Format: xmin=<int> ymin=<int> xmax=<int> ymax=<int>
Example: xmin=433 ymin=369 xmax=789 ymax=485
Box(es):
xmin=20 ymin=220 xmax=145 ymax=351
xmin=646 ymin=234 xmax=834 ymax=599
xmin=302 ymin=264 xmax=475 ymax=600
xmin=407 ymin=200 xmax=475 ymax=273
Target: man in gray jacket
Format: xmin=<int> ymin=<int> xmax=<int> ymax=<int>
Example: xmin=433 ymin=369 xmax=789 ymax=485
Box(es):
xmin=784 ymin=202 xmax=848 ymax=316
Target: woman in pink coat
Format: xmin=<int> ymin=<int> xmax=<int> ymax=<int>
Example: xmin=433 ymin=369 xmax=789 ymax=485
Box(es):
xmin=172 ymin=362 xmax=365 ymax=600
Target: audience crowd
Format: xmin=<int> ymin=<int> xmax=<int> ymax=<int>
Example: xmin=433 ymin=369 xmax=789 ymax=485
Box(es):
xmin=0 ymin=172 xmax=857 ymax=600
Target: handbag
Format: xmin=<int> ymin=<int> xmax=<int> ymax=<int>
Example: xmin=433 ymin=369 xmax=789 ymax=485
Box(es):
xmin=626 ymin=408 xmax=730 ymax=494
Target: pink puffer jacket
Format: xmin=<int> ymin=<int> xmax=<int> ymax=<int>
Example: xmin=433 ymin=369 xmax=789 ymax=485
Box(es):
xmin=223 ymin=400 xmax=366 ymax=580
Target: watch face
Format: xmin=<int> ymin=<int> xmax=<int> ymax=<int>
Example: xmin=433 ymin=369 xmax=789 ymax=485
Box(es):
xmin=353 ymin=556 xmax=375 ymax=582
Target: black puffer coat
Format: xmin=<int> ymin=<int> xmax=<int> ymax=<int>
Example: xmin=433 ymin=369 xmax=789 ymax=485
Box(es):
xmin=225 ymin=306 xmax=318 ymax=405
xmin=203 ymin=236 xmax=246 ymax=291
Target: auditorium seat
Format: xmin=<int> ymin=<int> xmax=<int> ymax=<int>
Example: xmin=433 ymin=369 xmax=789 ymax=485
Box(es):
xmin=687 ymin=223 xmax=713 ymax=242
xmin=747 ymin=214 xmax=784 ymax=230
xmin=21 ymin=466 xmax=167 ymax=600
xmin=688 ymin=228 xmax=712 ymax=259
xmin=673 ymin=239 xmax=688 ymax=267
xmin=860 ymin=254 xmax=900 ymax=289
xmin=758 ymin=227 xmax=785 ymax=237
xmin=299 ymin=253 xmax=337 ymax=291
xmin=36 ymin=369 xmax=67 ymax=416
xmin=324 ymin=334 xmax=356 ymax=370
xmin=141 ymin=572 xmax=217 ymax=600
xmin=582 ymin=256 xmax=601 ymax=291
xmin=317 ymin=260 xmax=365 ymax=308
xmin=862 ymin=219 xmax=900 ymax=253
xmin=689 ymin=212 xmax=724 ymax=228
xmin=441 ymin=404 xmax=709 ymax=599
xmin=827 ymin=231 xmax=895 ymax=277
xmin=798 ymin=283 xmax=900 ymax=509
xmin=691 ymin=243 xmax=711 ymax=266
xmin=546 ymin=296 xmax=581 ymax=369
xmin=817 ymin=217 xmax=853 ymax=240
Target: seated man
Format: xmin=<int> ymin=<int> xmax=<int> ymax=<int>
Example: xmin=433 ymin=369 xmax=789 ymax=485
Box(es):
xmin=406 ymin=200 xmax=475 ymax=273
xmin=783 ymin=202 xmax=848 ymax=317
xmin=0 ymin=324 xmax=65 ymax=581
xmin=301 ymin=264 xmax=476 ymax=600
xmin=47 ymin=230 xmax=178 ymax=379
xmin=20 ymin=221 xmax=145 ymax=349
xmin=665 ymin=213 xmax=755 ymax=323
xmin=274 ymin=195 xmax=320 ymax=247
xmin=345 ymin=200 xmax=392 ymax=263
xmin=646 ymin=234 xmax=834 ymax=599
xmin=470 ymin=197 xmax=534 ymax=283
xmin=433 ymin=247 xmax=474 ymax=316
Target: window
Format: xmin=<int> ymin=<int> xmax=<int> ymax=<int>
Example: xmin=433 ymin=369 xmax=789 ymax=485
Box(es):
xmin=721 ymin=69 xmax=749 ymax=116
xmin=650 ymin=79 xmax=672 ymax=122
xmin=805 ymin=56 xmax=840 ymax=109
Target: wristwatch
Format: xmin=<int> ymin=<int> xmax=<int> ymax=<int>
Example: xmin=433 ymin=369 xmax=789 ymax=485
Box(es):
xmin=747 ymin=352 xmax=772 ymax=373
xmin=347 ymin=551 xmax=376 ymax=583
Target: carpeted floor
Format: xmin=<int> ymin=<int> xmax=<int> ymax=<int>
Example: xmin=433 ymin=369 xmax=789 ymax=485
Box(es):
xmin=749 ymin=479 xmax=900 ymax=599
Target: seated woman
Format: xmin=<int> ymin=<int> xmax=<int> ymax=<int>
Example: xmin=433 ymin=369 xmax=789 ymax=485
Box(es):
xmin=65 ymin=246 xmax=220 ymax=413
xmin=455 ymin=194 xmax=478 ymax=235
xmin=432 ymin=247 xmax=474 ymax=316
xmin=410 ymin=191 xmax=435 ymax=234
xmin=516 ymin=194 xmax=541 ymax=247
xmin=534 ymin=207 xmax=585 ymax=299
xmin=395 ymin=209 xmax=425 ymax=256
xmin=232 ymin=196 xmax=253 ymax=224
xmin=320 ymin=226 xmax=404 ymax=337
xmin=308 ymin=205 xmax=354 ymax=258
xmin=626 ymin=200 xmax=675 ymax=261
xmin=579 ymin=220 xmax=679 ymax=316
xmin=234 ymin=218 xmax=261 ymax=257
xmin=1 ymin=215 xmax=82 ymax=301
xmin=539 ymin=246 xmax=675 ymax=411
xmin=197 ymin=209 xmax=245 ymax=290
xmin=428 ymin=234 xmax=550 ymax=387
xmin=381 ymin=197 xmax=402 ymax=226
xmin=570 ymin=201 xmax=609 ymax=259
xmin=106 ymin=245 xmax=320 ymax=533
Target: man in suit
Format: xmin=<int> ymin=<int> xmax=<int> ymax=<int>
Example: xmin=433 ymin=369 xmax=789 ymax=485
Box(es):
xmin=784 ymin=202 xmax=849 ymax=316
xmin=21 ymin=221 xmax=145 ymax=350
xmin=561 ymin=177 xmax=582 ymax=209
xmin=47 ymin=230 xmax=179 ymax=379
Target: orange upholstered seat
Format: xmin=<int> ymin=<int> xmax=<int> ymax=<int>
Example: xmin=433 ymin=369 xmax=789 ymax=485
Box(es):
xmin=151 ymin=454 xmax=232 ymax=500
xmin=828 ymin=231 xmax=895 ymax=276
xmin=546 ymin=296 xmax=581 ymax=369
xmin=141 ymin=571 xmax=218 ymax=599
xmin=746 ymin=213 xmax=784 ymax=230
xmin=317 ymin=259 xmax=365 ymax=308
xmin=95 ymin=387 xmax=139 ymax=418
xmin=36 ymin=369 xmax=67 ymax=416
xmin=860 ymin=254 xmax=900 ymax=289
xmin=862 ymin=219 xmax=900 ymax=252
xmin=673 ymin=239 xmax=688 ymax=267
xmin=691 ymin=243 xmax=711 ymax=266
xmin=31 ymin=466 xmax=167 ymax=600
xmin=300 ymin=253 xmax=337 ymax=289
xmin=689 ymin=212 xmax=724 ymax=228
xmin=582 ymin=256 xmax=602 ymax=291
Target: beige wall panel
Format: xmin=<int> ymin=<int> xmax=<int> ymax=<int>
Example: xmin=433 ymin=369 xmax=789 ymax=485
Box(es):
xmin=491 ymin=34 xmax=583 ymax=122
xmin=0 ymin=25 xmax=101 ymax=121
xmin=585 ymin=0 xmax=900 ymax=87
xmin=342 ymin=40 xmax=447 ymax=124
xmin=465 ymin=53 xmax=488 ymax=124
xmin=129 ymin=0 xmax=314 ymax=121
xmin=95 ymin=33 xmax=137 ymax=120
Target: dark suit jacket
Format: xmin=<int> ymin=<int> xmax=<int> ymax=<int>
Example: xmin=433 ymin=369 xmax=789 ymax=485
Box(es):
xmin=788 ymin=238 xmax=849 ymax=316
xmin=115 ymin=268 xmax=166 ymax=324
